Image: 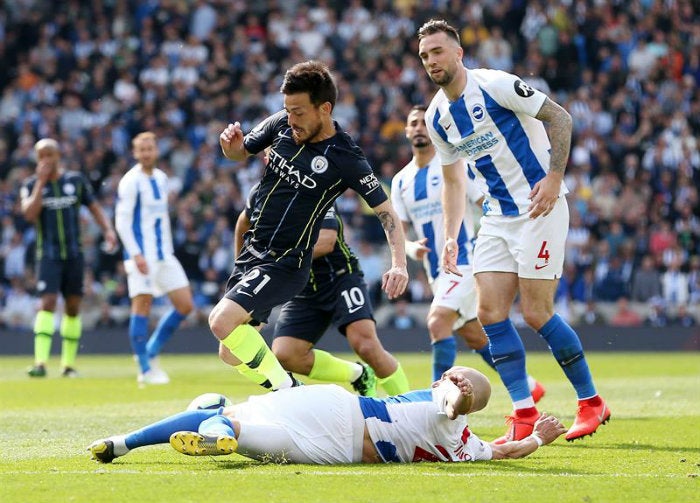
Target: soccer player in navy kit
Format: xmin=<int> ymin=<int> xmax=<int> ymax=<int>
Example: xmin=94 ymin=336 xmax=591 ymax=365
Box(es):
xmin=20 ymin=138 xmax=117 ymax=377
xmin=212 ymin=60 xmax=409 ymax=391
xmin=236 ymin=182 xmax=410 ymax=397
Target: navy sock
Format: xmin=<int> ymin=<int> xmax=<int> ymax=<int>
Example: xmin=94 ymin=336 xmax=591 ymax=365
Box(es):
xmin=474 ymin=344 xmax=496 ymax=370
xmin=125 ymin=409 xmax=218 ymax=449
xmin=539 ymin=314 xmax=596 ymax=399
xmin=129 ymin=314 xmax=150 ymax=373
xmin=483 ymin=319 xmax=530 ymax=402
xmin=431 ymin=336 xmax=457 ymax=382
xmin=147 ymin=309 xmax=187 ymax=359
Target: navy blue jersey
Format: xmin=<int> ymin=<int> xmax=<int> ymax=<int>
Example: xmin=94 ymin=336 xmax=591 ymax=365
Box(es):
xmin=245 ymin=185 xmax=362 ymax=296
xmin=241 ymin=111 xmax=387 ymax=269
xmin=20 ymin=171 xmax=95 ymax=260
xmin=302 ymin=205 xmax=361 ymax=297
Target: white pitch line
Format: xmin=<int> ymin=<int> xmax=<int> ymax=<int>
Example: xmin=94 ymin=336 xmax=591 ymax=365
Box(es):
xmin=1 ymin=470 xmax=690 ymax=478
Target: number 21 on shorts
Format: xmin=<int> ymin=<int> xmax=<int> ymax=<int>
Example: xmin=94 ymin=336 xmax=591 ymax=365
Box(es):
xmin=239 ymin=268 xmax=272 ymax=294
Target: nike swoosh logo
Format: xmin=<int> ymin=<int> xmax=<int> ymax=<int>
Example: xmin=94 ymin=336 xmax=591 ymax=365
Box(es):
xmin=535 ymin=263 xmax=549 ymax=270
xmin=235 ymin=290 xmax=253 ymax=297
xmin=598 ymin=407 xmax=609 ymax=423
xmin=348 ymin=305 xmax=364 ymax=313
xmin=278 ymin=130 xmax=290 ymax=138
xmin=492 ymin=356 xmax=508 ymax=364
xmin=445 ymin=124 xmax=452 ymax=130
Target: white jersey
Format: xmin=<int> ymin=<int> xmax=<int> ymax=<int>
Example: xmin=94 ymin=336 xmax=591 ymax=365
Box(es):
xmin=391 ymin=154 xmax=480 ymax=281
xmin=425 ymin=68 xmax=567 ymax=217
xmin=359 ymin=391 xmax=492 ymax=463
xmin=115 ymin=164 xmax=174 ymax=262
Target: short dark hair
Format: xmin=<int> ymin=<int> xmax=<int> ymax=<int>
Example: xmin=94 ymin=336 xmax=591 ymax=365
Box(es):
xmin=417 ymin=19 xmax=460 ymax=45
xmin=410 ymin=104 xmax=427 ymax=114
xmin=280 ymin=60 xmax=337 ymax=109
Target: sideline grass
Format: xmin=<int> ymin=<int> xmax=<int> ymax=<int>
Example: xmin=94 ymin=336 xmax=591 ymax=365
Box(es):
xmin=1 ymin=352 xmax=698 ymax=503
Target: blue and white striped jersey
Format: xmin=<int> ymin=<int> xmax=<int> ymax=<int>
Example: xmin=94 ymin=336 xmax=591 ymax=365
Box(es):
xmin=391 ymin=154 xmax=479 ymax=281
xmin=425 ymin=68 xmax=567 ymax=216
xmin=115 ymin=165 xmax=174 ymax=262
xmin=358 ymin=391 xmax=492 ymax=463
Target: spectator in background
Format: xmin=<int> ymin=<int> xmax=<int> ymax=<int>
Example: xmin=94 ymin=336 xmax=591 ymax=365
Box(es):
xmin=386 ymin=298 xmax=418 ymax=330
xmin=609 ymin=297 xmax=643 ymax=327
xmin=671 ymin=304 xmax=696 ymax=327
xmin=645 ymin=297 xmax=670 ymax=328
xmin=661 ymin=256 xmax=690 ymax=308
xmin=631 ymin=255 xmax=662 ymax=302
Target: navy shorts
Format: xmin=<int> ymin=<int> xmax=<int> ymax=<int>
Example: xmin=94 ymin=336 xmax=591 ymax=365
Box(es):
xmin=224 ymin=255 xmax=310 ymax=325
xmin=273 ymin=272 xmax=375 ymax=344
xmin=36 ymin=256 xmax=84 ymax=297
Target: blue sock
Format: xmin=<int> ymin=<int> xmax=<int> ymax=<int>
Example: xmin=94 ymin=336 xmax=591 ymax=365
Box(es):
xmin=484 ymin=319 xmax=530 ymax=402
xmin=431 ymin=336 xmax=457 ymax=382
xmin=539 ymin=314 xmax=596 ymax=399
xmin=474 ymin=345 xmax=496 ymax=370
xmin=125 ymin=409 xmax=217 ymax=449
xmin=129 ymin=314 xmax=150 ymax=373
xmin=199 ymin=412 xmax=236 ymax=437
xmin=147 ymin=309 xmax=187 ymax=359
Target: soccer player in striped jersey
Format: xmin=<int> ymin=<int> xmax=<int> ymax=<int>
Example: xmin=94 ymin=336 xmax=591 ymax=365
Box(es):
xmin=213 ymin=61 xmax=408 ymax=392
xmin=234 ymin=180 xmax=410 ymax=397
xmin=391 ymin=106 xmax=544 ymax=404
xmin=115 ymin=132 xmax=194 ymax=385
xmin=21 ymin=138 xmax=117 ymax=378
xmin=88 ymin=366 xmax=567 ymax=464
xmin=417 ymin=19 xmax=609 ymax=442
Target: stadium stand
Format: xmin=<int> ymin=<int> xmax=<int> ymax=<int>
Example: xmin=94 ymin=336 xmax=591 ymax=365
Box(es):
xmin=0 ymin=0 xmax=698 ymax=331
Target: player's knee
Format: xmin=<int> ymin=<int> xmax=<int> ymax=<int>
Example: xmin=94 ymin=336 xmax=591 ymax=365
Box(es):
xmin=521 ymin=308 xmax=551 ymax=330
xmin=426 ymin=313 xmax=452 ymax=341
xmin=208 ymin=306 xmax=234 ymax=339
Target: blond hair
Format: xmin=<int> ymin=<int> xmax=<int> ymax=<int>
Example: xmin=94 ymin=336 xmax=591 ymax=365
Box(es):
xmin=34 ymin=138 xmax=60 ymax=153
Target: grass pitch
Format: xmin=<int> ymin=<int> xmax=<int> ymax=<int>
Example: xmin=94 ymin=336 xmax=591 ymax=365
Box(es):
xmin=1 ymin=351 xmax=698 ymax=503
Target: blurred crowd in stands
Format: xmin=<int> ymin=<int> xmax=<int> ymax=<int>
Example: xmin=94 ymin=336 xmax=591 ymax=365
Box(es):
xmin=0 ymin=0 xmax=698 ymax=330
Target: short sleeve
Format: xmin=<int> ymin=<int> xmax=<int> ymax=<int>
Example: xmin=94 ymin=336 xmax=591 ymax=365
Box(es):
xmin=243 ymin=111 xmax=288 ymax=155
xmin=484 ymin=70 xmax=547 ymax=117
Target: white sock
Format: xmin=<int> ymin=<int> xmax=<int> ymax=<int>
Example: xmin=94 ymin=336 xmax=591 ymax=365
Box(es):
xmin=527 ymin=375 xmax=536 ymax=391
xmin=350 ymin=363 xmax=363 ymax=382
xmin=110 ymin=435 xmax=129 ymax=456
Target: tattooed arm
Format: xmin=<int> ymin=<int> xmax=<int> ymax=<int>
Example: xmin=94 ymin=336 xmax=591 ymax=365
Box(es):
xmin=527 ymin=97 xmax=573 ymax=219
xmin=372 ymin=199 xmax=409 ymax=299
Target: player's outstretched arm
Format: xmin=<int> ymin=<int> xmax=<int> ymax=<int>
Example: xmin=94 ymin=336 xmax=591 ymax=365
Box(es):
xmin=489 ymin=413 xmax=567 ymax=459
xmin=220 ymin=122 xmax=248 ymax=161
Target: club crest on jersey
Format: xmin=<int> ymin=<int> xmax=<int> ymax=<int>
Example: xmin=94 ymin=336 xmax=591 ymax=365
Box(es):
xmin=63 ymin=183 xmax=75 ymax=195
xmin=514 ymin=80 xmax=535 ymax=98
xmin=471 ymin=104 xmax=485 ymax=121
xmin=311 ymin=155 xmax=328 ymax=174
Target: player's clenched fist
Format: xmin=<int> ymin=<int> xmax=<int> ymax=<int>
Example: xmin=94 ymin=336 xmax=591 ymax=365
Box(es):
xmin=219 ymin=122 xmax=245 ymax=161
xmin=381 ymin=265 xmax=409 ymax=300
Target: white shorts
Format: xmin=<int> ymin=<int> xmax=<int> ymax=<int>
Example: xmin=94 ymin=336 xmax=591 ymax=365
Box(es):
xmin=430 ymin=266 xmax=477 ymax=330
xmin=473 ymin=196 xmax=569 ymax=279
xmin=124 ymin=255 xmax=190 ymax=298
xmin=232 ymin=384 xmax=365 ymax=464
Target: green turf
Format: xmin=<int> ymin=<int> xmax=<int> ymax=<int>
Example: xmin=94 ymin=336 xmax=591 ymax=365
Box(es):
xmin=1 ymin=352 xmax=698 ymax=503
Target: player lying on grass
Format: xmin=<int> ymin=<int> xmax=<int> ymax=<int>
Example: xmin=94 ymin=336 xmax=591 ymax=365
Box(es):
xmin=88 ymin=366 xmax=566 ymax=464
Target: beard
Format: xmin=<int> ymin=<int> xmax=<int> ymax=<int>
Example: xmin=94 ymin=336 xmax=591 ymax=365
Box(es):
xmin=412 ymin=136 xmax=430 ymax=148
xmin=292 ymin=122 xmax=323 ymax=144
xmin=429 ymin=67 xmax=455 ymax=87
